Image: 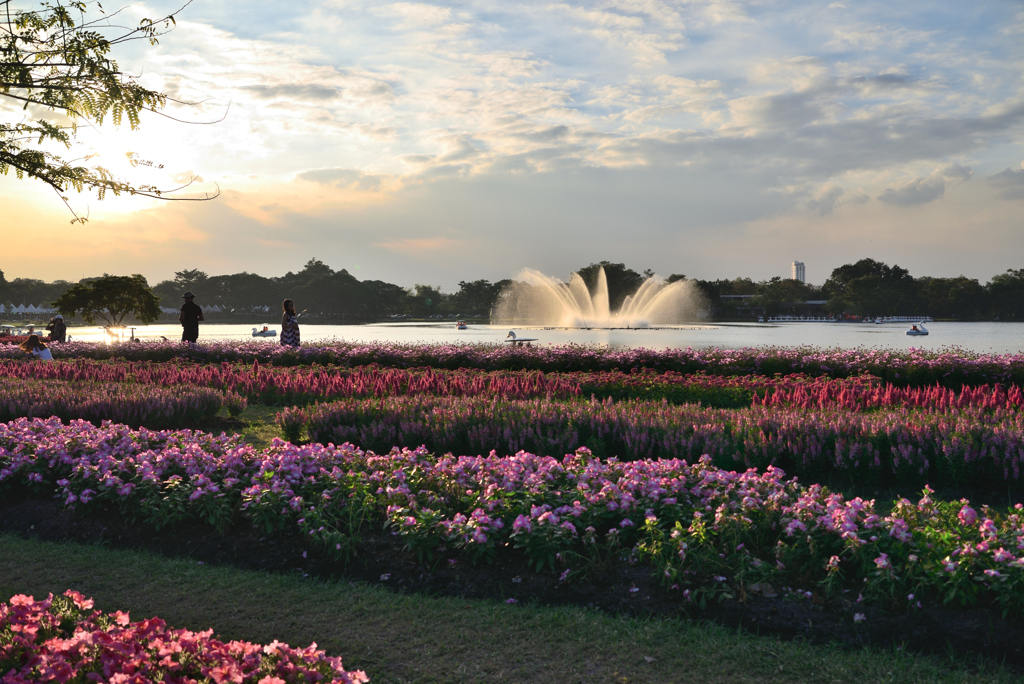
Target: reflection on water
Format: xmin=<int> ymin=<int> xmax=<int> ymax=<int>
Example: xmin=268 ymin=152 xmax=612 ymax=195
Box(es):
xmin=58 ymin=321 xmax=1024 ymax=355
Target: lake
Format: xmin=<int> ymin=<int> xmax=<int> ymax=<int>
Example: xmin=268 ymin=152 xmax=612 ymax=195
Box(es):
xmin=59 ymin=320 xmax=1024 ymax=355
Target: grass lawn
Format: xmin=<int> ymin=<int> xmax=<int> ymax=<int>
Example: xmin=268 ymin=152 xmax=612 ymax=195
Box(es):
xmin=1 ymin=533 xmax=1016 ymax=684
xmin=231 ymin=404 xmax=286 ymax=449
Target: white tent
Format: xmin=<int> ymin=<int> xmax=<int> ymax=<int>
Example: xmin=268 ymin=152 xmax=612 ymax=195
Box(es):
xmin=13 ymin=304 xmax=26 ymax=313
xmin=25 ymin=304 xmax=38 ymax=313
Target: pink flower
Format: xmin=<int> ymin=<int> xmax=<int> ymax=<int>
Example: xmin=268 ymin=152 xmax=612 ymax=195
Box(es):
xmin=958 ymin=505 xmax=977 ymax=527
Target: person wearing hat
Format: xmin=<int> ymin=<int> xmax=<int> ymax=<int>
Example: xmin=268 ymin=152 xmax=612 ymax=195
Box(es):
xmin=45 ymin=314 xmax=66 ymax=343
xmin=178 ymin=291 xmax=205 ymax=343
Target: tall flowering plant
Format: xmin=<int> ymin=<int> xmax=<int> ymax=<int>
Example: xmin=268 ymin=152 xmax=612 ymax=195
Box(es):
xmin=283 ymin=394 xmax=1024 ymax=489
xmin=2 ymin=341 xmax=1022 ymax=388
xmin=0 ymin=377 xmax=233 ymax=429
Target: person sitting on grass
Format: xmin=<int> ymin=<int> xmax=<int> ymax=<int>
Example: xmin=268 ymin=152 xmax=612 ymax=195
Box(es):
xmin=18 ymin=334 xmax=53 ymax=360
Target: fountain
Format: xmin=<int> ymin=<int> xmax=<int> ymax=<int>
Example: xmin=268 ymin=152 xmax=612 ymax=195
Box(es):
xmin=492 ymin=267 xmax=707 ymax=328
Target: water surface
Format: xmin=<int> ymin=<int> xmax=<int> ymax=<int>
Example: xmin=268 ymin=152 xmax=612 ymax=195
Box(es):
xmin=59 ymin=321 xmax=1024 ymax=355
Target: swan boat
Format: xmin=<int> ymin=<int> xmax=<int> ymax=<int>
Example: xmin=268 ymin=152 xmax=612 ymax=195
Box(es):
xmin=505 ymin=330 xmax=538 ymax=346
xmin=252 ymin=327 xmax=277 ymax=338
xmin=905 ymin=323 xmax=929 ymax=336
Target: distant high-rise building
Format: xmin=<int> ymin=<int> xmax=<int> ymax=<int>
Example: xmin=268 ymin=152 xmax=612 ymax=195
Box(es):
xmin=792 ymin=261 xmax=805 ymax=283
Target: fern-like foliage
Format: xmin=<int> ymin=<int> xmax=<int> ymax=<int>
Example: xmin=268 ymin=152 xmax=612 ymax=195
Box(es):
xmin=0 ymin=0 xmax=214 ymax=220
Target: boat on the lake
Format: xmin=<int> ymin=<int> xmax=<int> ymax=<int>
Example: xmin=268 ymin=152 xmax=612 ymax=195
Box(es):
xmin=505 ymin=330 xmax=538 ymax=346
xmin=906 ymin=323 xmax=929 ymax=336
xmin=252 ymin=327 xmax=277 ymax=338
xmin=456 ymin=320 xmax=468 ymax=330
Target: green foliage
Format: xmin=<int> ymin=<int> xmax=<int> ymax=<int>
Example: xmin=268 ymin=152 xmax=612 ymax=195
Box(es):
xmin=750 ymin=277 xmax=816 ymax=317
xmin=52 ymin=273 xmax=160 ymax=325
xmin=823 ymin=258 xmax=916 ymax=315
xmin=988 ymin=269 xmax=1024 ymax=320
xmin=172 ymin=268 xmax=209 ymax=291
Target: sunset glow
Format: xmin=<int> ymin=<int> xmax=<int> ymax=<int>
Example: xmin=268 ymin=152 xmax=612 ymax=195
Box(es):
xmin=2 ymin=0 xmax=1022 ymax=288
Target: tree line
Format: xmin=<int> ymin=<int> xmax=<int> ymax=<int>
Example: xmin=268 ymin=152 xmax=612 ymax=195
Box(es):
xmin=1 ymin=258 xmax=1023 ymax=323
xmin=692 ymin=259 xmax=1024 ymax=320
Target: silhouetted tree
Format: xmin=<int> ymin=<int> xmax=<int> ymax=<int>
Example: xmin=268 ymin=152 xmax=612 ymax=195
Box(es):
xmin=917 ymin=276 xmax=988 ymax=320
xmin=448 ymin=279 xmax=508 ymax=317
xmin=752 ymin=277 xmax=816 ymax=316
xmin=823 ymin=259 xmax=916 ymax=315
xmin=987 ymin=269 xmax=1024 ymax=320
xmin=52 ymin=274 xmax=160 ymax=325
xmin=575 ymin=261 xmax=647 ymax=311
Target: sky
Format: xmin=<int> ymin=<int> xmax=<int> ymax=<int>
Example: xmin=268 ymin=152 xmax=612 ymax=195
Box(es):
xmin=2 ymin=0 xmax=1023 ymax=291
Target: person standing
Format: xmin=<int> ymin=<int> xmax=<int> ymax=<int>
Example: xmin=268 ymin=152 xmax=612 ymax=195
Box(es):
xmin=45 ymin=314 xmax=66 ymax=342
xmin=280 ymin=299 xmax=300 ymax=347
xmin=179 ymin=291 xmax=204 ymax=344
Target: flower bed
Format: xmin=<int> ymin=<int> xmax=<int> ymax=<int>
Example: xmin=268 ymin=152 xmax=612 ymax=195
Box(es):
xmin=0 ymin=377 xmax=234 ymax=429
xmin=0 ymin=589 xmax=368 ymax=683
xmin=0 ymin=359 xmax=582 ymax=406
xmin=3 ymin=417 xmax=1024 ymax=616
xmin=2 ymin=340 xmax=1022 ymax=388
xmin=4 ymin=359 xmax=1023 ymax=413
xmin=280 ymin=395 xmax=1024 ymax=488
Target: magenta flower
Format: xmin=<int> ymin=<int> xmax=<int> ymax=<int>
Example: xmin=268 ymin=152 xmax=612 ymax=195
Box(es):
xmin=958 ymin=505 xmax=978 ymax=527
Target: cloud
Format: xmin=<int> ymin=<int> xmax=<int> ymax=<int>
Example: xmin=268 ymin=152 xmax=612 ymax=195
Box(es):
xmin=878 ymin=164 xmax=972 ymax=206
xmin=807 ymin=185 xmax=844 ymax=215
xmin=8 ymin=0 xmax=1024 ymax=289
xmin=373 ymin=2 xmax=453 ymax=28
xmin=878 ymin=177 xmax=946 ymax=206
xmin=373 ymin=236 xmax=463 ymax=254
xmin=241 ymin=84 xmax=341 ymax=101
xmin=297 ymin=168 xmax=383 ymax=190
xmin=987 ymin=166 xmax=1024 ymax=200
